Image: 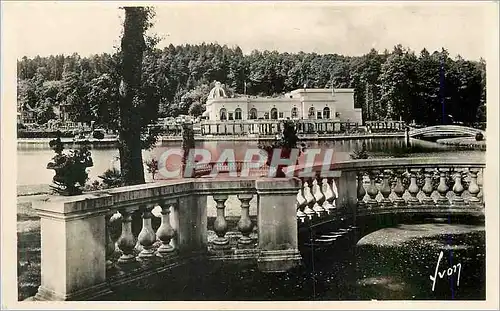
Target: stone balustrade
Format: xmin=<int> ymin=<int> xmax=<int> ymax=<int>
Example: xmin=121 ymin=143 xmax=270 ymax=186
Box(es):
xmin=365 ymin=120 xmax=407 ymax=132
xmin=31 ymin=155 xmax=485 ymax=301
xmin=33 ymin=177 xmax=301 ymax=301
xmin=199 ymin=119 xmax=363 ymax=136
xmin=293 ymin=157 xmax=485 ymax=224
xmin=192 ymin=161 xmax=270 ymax=178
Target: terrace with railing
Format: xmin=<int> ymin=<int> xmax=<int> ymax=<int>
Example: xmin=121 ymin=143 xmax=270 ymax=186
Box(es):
xmin=31 ymin=155 xmax=485 ymax=301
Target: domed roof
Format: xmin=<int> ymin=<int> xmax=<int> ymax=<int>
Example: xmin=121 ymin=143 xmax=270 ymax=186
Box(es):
xmin=208 ymin=81 xmax=227 ymax=99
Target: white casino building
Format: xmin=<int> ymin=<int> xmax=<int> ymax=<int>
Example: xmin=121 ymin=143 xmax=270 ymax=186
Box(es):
xmin=202 ymin=81 xmax=362 ymax=124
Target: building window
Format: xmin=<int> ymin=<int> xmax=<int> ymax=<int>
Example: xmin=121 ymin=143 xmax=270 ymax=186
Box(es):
xmin=317 ymin=111 xmax=322 ymax=119
xmin=323 ymin=107 xmax=331 ymax=119
xmin=308 ymin=107 xmax=315 ymax=119
xmin=264 ymin=112 xmax=269 ymax=119
xmin=235 ymin=108 xmax=242 ymax=120
xmin=220 ymin=108 xmax=227 ymax=121
xmin=249 ymin=108 xmax=257 ymax=120
xmin=228 ymin=112 xmax=234 ymax=120
xmin=270 ymin=108 xmax=278 ymax=120
xmin=291 ymin=107 xmax=298 ymax=119
xmin=279 ymin=112 xmax=284 ymax=119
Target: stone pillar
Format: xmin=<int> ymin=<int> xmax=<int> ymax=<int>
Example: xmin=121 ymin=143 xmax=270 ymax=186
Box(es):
xmin=336 ymin=170 xmax=357 ymax=211
xmin=255 ymin=178 xmax=302 ymax=272
xmin=33 ymin=194 xmax=114 ymax=301
xmin=176 ymin=193 xmax=208 ymax=256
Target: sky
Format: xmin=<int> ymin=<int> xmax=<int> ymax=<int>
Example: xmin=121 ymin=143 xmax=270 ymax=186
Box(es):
xmin=3 ymin=1 xmax=493 ymax=61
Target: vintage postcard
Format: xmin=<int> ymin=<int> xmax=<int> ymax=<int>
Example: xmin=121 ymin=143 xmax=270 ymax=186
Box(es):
xmin=1 ymin=1 xmax=499 ymax=309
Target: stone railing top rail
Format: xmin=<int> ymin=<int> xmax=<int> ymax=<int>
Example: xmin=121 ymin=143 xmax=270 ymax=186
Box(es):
xmin=33 ymin=177 xmax=301 ymax=217
xmin=287 ymin=156 xmax=486 ymax=176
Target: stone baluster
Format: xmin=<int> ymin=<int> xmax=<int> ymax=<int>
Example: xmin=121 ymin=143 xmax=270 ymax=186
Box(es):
xmin=452 ymin=170 xmax=466 ymax=206
xmin=169 ymin=203 xmax=179 ymax=250
xmin=379 ymin=170 xmax=392 ymax=207
xmin=366 ymin=170 xmax=379 ymax=209
xmin=392 ymin=169 xmax=406 ymax=207
xmin=137 ymin=204 xmax=157 ymax=260
xmin=212 ymin=194 xmax=230 ymax=250
xmin=156 ymin=202 xmax=176 ymax=257
xmin=436 ymin=168 xmax=450 ymax=207
xmin=421 ymin=169 xmax=435 ymax=206
xmin=322 ymin=178 xmax=336 ymax=214
xmin=105 ymin=212 xmax=116 ymax=269
xmin=312 ymin=178 xmax=326 ymax=217
xmin=116 ymin=208 xmax=137 ymax=264
xmin=302 ymin=181 xmax=316 ymax=219
xmin=467 ymin=168 xmax=481 ymax=207
xmin=296 ymin=187 xmax=307 ymax=222
xmin=357 ymin=172 xmax=366 ymax=208
xmin=407 ymin=169 xmax=421 ymax=206
xmin=330 ymin=177 xmax=338 ymax=207
xmin=237 ymin=194 xmax=254 ymax=248
xmin=408 ymin=169 xmax=420 ymax=205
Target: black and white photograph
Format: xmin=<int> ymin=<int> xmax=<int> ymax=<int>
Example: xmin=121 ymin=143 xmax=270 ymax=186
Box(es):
xmin=1 ymin=1 xmax=499 ymax=309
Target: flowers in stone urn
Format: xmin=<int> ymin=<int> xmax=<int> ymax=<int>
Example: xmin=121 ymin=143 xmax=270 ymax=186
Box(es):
xmin=46 ymin=136 xmax=93 ymax=195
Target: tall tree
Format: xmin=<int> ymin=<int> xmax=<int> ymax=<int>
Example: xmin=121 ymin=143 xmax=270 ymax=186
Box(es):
xmin=118 ymin=7 xmax=155 ymax=185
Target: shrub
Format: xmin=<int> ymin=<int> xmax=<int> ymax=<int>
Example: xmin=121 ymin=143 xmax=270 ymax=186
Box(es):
xmin=145 ymin=158 xmax=159 ymax=180
xmin=258 ymin=120 xmax=302 ymax=177
xmin=475 ymin=132 xmax=484 ymax=141
xmin=350 ymin=142 xmax=369 ymax=160
xmin=18 ymin=130 xmax=74 ymax=139
xmin=93 ymin=130 xmax=105 ymax=140
xmin=99 ymin=168 xmax=125 ymax=189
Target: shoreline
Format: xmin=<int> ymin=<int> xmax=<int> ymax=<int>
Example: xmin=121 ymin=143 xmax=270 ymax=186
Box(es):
xmin=17 ymin=132 xmax=406 ymax=148
xmin=435 ymin=137 xmax=486 ymax=150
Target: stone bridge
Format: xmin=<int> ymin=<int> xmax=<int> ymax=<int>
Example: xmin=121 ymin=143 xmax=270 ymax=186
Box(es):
xmin=31 ymin=156 xmax=485 ymax=301
xmin=408 ymin=125 xmax=485 ymax=139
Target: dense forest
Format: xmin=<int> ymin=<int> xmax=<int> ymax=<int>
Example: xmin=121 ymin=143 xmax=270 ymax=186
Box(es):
xmin=17 ymin=43 xmax=486 ymax=128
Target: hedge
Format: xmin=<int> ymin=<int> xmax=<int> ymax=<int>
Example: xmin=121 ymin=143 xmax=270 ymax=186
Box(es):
xmin=17 ymin=130 xmax=75 ymax=139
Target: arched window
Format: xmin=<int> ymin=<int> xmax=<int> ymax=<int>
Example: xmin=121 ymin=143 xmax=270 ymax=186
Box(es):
xmin=235 ymin=108 xmax=242 ymax=120
xmin=249 ymin=108 xmax=257 ymax=120
xmin=291 ymin=107 xmax=298 ymax=119
xmin=308 ymin=107 xmax=315 ymax=119
xmin=323 ymin=107 xmax=331 ymax=119
xmin=220 ymin=108 xmax=227 ymax=121
xmin=271 ymin=108 xmax=278 ymax=120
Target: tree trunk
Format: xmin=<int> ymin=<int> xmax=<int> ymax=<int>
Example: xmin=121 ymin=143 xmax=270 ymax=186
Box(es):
xmin=118 ymin=7 xmax=148 ymax=185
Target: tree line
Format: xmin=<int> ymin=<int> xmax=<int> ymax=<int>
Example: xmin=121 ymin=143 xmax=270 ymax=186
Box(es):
xmin=17 ymin=43 xmax=486 ymax=128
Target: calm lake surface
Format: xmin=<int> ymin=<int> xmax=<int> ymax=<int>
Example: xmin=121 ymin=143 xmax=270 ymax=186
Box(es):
xmin=17 ymin=137 xmax=485 ymax=186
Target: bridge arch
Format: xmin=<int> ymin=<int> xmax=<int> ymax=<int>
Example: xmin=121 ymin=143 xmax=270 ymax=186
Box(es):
xmin=408 ymin=125 xmax=485 ymax=139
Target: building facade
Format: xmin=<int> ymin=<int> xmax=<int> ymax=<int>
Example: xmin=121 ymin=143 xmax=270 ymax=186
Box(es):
xmin=202 ymin=81 xmax=362 ymax=124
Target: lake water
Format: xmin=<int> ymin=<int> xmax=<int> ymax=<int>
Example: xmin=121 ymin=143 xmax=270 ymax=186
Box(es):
xmin=17 ymin=137 xmax=485 ymax=186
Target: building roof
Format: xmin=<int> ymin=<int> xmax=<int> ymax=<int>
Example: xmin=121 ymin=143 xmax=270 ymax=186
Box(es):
xmin=208 ymin=81 xmax=227 ymax=99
